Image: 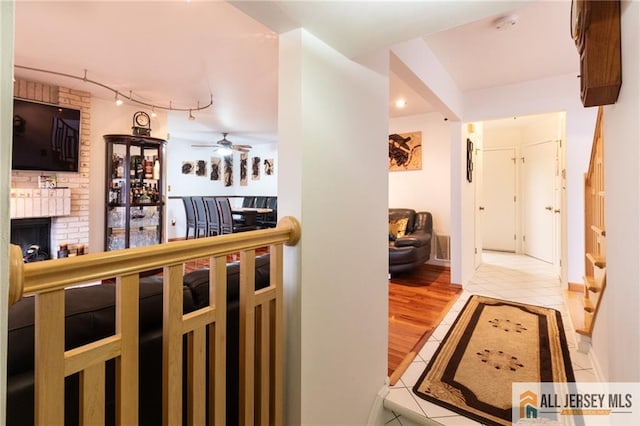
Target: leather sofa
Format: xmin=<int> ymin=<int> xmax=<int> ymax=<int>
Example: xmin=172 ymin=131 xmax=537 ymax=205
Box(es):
xmin=389 ymin=208 xmax=433 ymax=274
xmin=6 ymin=254 xmax=271 ymax=426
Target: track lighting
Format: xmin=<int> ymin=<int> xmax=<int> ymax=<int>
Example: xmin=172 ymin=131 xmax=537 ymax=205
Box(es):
xmin=16 ymin=64 xmax=213 ymax=113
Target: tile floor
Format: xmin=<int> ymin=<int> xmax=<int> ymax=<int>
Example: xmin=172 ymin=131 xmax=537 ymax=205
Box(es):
xmin=383 ymin=251 xmax=598 ymax=425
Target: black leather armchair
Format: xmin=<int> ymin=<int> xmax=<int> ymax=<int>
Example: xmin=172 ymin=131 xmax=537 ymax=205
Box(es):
xmin=388 ymin=208 xmax=433 ymax=274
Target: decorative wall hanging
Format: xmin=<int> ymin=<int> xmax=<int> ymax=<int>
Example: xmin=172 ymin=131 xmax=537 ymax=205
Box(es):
xmin=181 ymin=161 xmax=194 ymax=175
xmin=240 ymin=153 xmax=248 ymax=186
xmin=224 ymin=155 xmax=233 ymax=187
xmin=252 ymin=157 xmax=261 ymax=180
xmin=264 ymin=158 xmax=274 ymax=176
xmin=389 ymin=131 xmax=422 ymax=171
xmin=210 ymin=157 xmax=221 ymax=181
xmin=466 ymin=138 xmax=474 ymax=183
xmin=195 ymin=160 xmax=207 ymax=177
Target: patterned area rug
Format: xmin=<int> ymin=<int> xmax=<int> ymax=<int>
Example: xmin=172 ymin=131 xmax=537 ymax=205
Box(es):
xmin=413 ymin=295 xmax=575 ymax=426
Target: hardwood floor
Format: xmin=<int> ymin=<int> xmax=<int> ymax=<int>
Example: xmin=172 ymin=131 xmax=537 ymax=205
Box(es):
xmin=388 ymin=264 xmax=462 ymax=385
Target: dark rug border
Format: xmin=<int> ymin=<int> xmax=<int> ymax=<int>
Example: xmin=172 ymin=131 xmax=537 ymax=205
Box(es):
xmin=412 ymin=295 xmax=576 ymax=426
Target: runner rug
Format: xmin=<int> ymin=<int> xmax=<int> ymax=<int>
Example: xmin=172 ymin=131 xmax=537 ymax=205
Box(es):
xmin=413 ymin=295 xmax=575 ymax=426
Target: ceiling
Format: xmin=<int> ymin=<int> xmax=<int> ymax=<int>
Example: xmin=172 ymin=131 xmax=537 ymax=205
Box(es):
xmin=13 ymin=1 xmax=578 ymax=144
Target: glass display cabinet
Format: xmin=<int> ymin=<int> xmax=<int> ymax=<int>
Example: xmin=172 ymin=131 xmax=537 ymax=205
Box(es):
xmin=104 ymin=134 xmax=166 ymax=251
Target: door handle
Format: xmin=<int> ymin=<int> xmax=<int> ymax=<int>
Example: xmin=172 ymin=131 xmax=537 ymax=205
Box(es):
xmin=545 ymin=206 xmax=553 ymax=211
xmin=479 ymin=206 xmax=485 ymax=211
xmin=554 ymin=209 xmax=561 ymax=214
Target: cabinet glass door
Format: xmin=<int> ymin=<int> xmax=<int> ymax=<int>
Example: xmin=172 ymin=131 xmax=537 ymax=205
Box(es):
xmin=104 ymin=134 xmax=165 ymax=251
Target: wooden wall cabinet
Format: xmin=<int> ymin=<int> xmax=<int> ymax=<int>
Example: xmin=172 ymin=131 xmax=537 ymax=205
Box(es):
xmin=572 ymin=0 xmax=622 ymax=107
xmin=104 ymin=134 xmax=166 ymax=251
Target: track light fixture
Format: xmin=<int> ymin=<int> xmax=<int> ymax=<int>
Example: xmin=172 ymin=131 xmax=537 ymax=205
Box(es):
xmin=15 ymin=64 xmax=213 ymax=117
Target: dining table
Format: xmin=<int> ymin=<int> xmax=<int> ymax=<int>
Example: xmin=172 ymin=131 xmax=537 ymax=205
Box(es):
xmin=231 ymin=207 xmax=273 ymax=227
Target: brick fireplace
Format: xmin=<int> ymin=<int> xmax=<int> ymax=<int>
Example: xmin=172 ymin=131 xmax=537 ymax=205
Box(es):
xmin=11 ymin=79 xmax=91 ymax=256
xmin=10 ymin=217 xmax=52 ymax=261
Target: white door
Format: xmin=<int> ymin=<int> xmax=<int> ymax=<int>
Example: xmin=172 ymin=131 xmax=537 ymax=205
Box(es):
xmin=523 ymin=141 xmax=558 ymax=263
xmin=481 ymin=148 xmax=516 ymax=252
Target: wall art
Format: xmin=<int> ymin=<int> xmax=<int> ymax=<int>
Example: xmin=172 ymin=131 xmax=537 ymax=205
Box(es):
xmin=195 ymin=160 xmax=207 ymax=177
xmin=224 ymin=155 xmax=233 ymax=187
xmin=388 ymin=131 xmax=422 ymax=171
xmin=240 ymin=153 xmax=248 ymax=186
xmin=466 ymin=138 xmax=474 ymax=183
xmin=210 ymin=157 xmax=221 ymax=181
xmin=181 ymin=161 xmax=194 ymax=175
xmin=264 ymin=158 xmax=274 ymax=176
xmin=252 ymin=156 xmax=261 ymax=180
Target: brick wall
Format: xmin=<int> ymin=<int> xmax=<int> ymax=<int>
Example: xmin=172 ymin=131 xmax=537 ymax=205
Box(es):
xmin=12 ymin=79 xmax=91 ymax=255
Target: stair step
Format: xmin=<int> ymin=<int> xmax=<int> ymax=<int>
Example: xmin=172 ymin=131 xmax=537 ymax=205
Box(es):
xmin=590 ymin=225 xmax=606 ymax=237
xmin=577 ymin=314 xmax=594 ymax=336
xmin=584 ymin=275 xmax=603 ymax=293
xmin=586 ymin=252 xmax=606 ymax=268
xmin=584 ymin=296 xmax=595 ymax=313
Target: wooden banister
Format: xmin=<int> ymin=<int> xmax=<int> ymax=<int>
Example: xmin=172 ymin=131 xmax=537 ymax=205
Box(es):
xmin=8 ymin=216 xmax=300 ymax=426
xmin=578 ymin=107 xmax=606 ymax=337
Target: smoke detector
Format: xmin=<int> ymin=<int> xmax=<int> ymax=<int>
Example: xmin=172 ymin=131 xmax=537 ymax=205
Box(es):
xmin=494 ymin=14 xmax=519 ymax=31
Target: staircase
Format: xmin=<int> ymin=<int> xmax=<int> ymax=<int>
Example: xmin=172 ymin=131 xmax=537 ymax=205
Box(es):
xmin=577 ymin=106 xmax=606 ymax=338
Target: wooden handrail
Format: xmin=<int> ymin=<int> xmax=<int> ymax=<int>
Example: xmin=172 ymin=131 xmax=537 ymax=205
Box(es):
xmin=578 ymin=107 xmax=606 ymax=337
xmin=7 ymin=216 xmax=300 ymax=425
xmin=9 ymin=216 xmax=300 ymax=301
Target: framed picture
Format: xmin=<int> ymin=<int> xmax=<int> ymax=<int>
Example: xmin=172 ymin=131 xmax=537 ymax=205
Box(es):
xmin=240 ymin=153 xmax=248 ymax=186
xmin=224 ymin=155 xmax=233 ymax=187
xmin=210 ymin=157 xmax=221 ymax=181
xmin=264 ymin=158 xmax=274 ymax=175
xmin=466 ymin=138 xmax=474 ymax=182
xmin=195 ymin=160 xmax=207 ymax=177
xmin=181 ymin=161 xmax=194 ymax=175
xmin=252 ymin=156 xmax=261 ymax=180
xmin=389 ymin=131 xmax=422 ymax=171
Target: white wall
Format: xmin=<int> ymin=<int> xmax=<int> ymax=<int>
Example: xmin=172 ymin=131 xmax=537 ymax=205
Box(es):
xmin=88 ymin=98 xmax=168 ymax=252
xmin=163 ymin=133 xmax=278 ymax=240
xmin=595 ymin=0 xmax=640 ymax=382
xmin=279 ymin=29 xmax=389 ymax=425
xmin=464 ymin=74 xmax=597 ymax=284
xmin=389 ymin=112 xmax=451 ymax=266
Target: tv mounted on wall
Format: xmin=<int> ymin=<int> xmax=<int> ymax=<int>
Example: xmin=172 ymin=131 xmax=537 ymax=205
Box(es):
xmin=12 ymin=98 xmax=81 ymax=172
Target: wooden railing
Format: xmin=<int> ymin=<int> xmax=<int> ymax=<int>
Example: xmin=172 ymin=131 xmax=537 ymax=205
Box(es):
xmin=579 ymin=107 xmax=606 ymax=336
xmin=8 ymin=216 xmax=300 ymax=425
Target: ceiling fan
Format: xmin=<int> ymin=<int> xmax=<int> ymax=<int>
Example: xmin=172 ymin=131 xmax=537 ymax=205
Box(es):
xmin=191 ymin=133 xmax=252 ymax=153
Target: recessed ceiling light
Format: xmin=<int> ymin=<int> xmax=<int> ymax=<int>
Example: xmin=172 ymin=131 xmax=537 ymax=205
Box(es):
xmin=395 ymin=99 xmax=407 ymax=108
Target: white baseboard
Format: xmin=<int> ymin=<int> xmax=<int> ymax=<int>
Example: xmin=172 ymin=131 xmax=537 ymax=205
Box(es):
xmin=367 ymin=380 xmax=390 ymax=425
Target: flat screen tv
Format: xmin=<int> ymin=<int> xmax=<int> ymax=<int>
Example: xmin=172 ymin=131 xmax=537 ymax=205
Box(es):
xmin=12 ymin=98 xmax=81 ymax=172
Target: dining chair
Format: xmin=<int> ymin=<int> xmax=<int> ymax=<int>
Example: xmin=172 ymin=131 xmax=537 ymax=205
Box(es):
xmin=215 ymin=197 xmax=235 ymax=235
xmin=216 ymin=197 xmax=257 ymax=234
xmin=182 ymin=196 xmax=197 ymax=239
xmin=204 ymin=197 xmax=220 ymax=236
xmin=255 ymin=196 xmax=268 ymax=208
xmin=192 ymin=196 xmax=208 ymax=238
xmin=242 ymin=196 xmax=256 ymax=208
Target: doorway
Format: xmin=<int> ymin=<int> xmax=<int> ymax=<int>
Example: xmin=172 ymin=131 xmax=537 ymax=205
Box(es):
xmin=523 ymin=140 xmax=559 ymax=263
xmin=481 ymin=148 xmax=517 ymax=252
xmin=476 ymin=112 xmax=564 ymax=275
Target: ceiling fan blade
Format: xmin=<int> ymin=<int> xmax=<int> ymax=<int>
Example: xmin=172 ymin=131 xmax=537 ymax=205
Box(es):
xmin=191 ymin=143 xmax=223 ymax=148
xmin=232 ymin=145 xmax=252 ymax=152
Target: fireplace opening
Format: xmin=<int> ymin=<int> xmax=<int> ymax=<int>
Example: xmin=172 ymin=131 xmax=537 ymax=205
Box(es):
xmin=11 ymin=217 xmax=51 ymax=262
